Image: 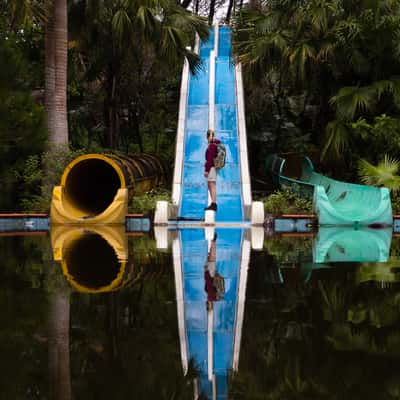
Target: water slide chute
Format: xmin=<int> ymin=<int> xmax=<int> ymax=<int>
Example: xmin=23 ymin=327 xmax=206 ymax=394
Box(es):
xmin=155 ymin=24 xmax=260 ymax=224
xmin=51 ymin=153 xmax=163 ymax=224
xmin=267 ymin=154 xmax=393 ymax=226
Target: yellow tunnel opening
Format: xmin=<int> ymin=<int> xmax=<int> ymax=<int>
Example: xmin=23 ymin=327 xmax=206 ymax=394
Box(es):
xmin=51 ymin=153 xmax=163 ymax=224
xmin=64 ymin=158 xmax=123 ymax=217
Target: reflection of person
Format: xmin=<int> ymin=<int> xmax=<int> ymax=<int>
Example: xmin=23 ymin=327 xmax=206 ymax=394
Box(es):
xmin=205 ymin=234 xmax=217 ymax=311
xmin=204 ymin=129 xmax=220 ymax=212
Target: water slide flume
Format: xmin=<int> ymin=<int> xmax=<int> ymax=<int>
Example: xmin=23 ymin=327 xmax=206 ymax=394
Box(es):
xmin=51 ymin=153 xmax=163 ymax=224
xmin=155 ymin=25 xmax=264 ymax=225
xmin=268 ymin=154 xmax=393 ymax=226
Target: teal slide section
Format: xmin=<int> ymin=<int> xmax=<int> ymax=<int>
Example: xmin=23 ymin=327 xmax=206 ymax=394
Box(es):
xmin=268 ymin=155 xmax=393 ymax=226
xmin=313 ymin=227 xmax=392 ymax=263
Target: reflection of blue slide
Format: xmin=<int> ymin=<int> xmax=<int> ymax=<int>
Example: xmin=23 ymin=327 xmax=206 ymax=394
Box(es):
xmin=179 ymin=26 xmax=244 ymax=222
xmin=176 ymin=228 xmax=246 ymax=398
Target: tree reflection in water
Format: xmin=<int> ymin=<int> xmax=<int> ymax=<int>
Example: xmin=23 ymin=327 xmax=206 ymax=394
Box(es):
xmin=230 ymin=234 xmax=400 ymax=399
xmin=3 ymin=231 xmax=400 ymax=399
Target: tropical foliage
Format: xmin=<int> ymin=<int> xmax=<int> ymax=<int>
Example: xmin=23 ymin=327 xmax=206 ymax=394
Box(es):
xmin=233 ymin=0 xmax=400 ymax=185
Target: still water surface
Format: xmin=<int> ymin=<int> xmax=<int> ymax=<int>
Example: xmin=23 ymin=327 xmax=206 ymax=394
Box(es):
xmin=1 ymin=227 xmax=400 ymax=399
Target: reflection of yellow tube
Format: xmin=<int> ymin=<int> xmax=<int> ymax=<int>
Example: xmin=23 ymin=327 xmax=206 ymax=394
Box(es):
xmin=51 ymin=153 xmax=163 ymax=224
xmin=51 ymin=225 xmax=131 ymax=293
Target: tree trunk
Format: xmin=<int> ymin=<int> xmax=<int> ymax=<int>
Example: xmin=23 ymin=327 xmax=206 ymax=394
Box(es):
xmin=48 ymin=290 xmax=71 ymax=400
xmin=104 ymin=68 xmax=120 ymax=149
xmin=208 ymin=0 xmax=216 ymax=25
xmin=45 ymin=0 xmax=69 ymax=145
xmin=226 ymin=0 xmax=234 ymax=23
xmin=195 ymin=0 xmax=200 ymax=14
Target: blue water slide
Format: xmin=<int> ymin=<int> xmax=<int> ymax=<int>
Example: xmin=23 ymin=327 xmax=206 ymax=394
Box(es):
xmin=177 ymin=228 xmax=245 ymax=399
xmin=179 ymin=26 xmax=245 ymax=222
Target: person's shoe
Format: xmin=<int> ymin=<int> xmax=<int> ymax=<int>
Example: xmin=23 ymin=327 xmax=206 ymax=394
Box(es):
xmin=205 ymin=202 xmax=217 ymax=211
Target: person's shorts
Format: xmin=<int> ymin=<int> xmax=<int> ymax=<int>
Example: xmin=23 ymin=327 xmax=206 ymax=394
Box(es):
xmin=207 ymin=167 xmax=217 ymax=182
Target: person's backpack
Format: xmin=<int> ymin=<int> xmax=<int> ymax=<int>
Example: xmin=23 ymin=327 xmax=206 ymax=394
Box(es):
xmin=213 ymin=143 xmax=226 ymax=170
xmin=212 ymin=272 xmax=225 ymax=301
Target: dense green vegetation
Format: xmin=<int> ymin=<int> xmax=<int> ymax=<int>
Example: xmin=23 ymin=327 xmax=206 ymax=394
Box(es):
xmin=233 ymin=0 xmax=400 ymax=193
xmin=2 ymin=0 xmax=400 ymax=212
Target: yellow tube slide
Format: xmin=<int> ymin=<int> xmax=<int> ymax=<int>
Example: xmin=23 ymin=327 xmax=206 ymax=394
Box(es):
xmin=50 ymin=153 xmax=163 ymax=224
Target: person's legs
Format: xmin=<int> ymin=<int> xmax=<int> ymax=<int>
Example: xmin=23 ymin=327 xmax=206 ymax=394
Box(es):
xmin=208 ymin=181 xmax=216 ymax=203
xmin=205 ymin=167 xmax=217 ymax=211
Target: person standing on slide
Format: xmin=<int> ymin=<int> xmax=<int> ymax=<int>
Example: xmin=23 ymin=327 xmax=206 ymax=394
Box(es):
xmin=204 ymin=129 xmax=220 ymax=211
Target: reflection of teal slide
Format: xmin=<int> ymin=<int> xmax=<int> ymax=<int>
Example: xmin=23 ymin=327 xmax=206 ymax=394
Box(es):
xmin=313 ymin=227 xmax=392 ymax=263
xmin=268 ymin=155 xmax=392 ymax=226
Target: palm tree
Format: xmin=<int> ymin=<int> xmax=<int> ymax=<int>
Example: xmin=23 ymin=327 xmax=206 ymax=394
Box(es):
xmin=233 ymin=0 xmax=400 ymax=163
xmin=45 ymin=0 xmax=69 ymax=145
xmin=4 ymin=0 xmax=69 ymax=145
xmin=69 ymin=0 xmax=208 ymax=148
xmin=322 ymin=79 xmax=400 ymax=159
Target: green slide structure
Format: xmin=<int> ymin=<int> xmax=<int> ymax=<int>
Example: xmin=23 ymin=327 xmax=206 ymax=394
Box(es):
xmin=267 ymin=154 xmax=393 ymax=226
xmin=313 ymin=227 xmax=392 ymax=263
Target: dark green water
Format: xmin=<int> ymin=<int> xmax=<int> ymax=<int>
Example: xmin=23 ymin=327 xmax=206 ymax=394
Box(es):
xmin=1 ymin=229 xmax=400 ymax=399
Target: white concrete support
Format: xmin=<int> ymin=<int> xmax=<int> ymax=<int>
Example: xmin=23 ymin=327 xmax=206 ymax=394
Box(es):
xmin=213 ymin=23 xmax=219 ymax=58
xmin=233 ymin=238 xmax=250 ymax=371
xmin=154 ymin=226 xmax=169 ymax=249
xmin=172 ymin=237 xmax=188 ymax=374
xmin=209 ymin=49 xmax=216 ymax=132
xmin=251 ymin=226 xmax=265 ymax=250
xmin=172 ymin=33 xmax=200 ymax=208
xmin=207 ymin=307 xmax=214 ymax=381
xmin=206 ymin=30 xmax=217 ymax=219
xmin=154 ymin=200 xmax=169 ymax=225
xmin=172 ymin=58 xmax=189 ymax=207
xmin=251 ymin=201 xmax=265 ymax=225
xmin=235 ymin=63 xmax=253 ymax=219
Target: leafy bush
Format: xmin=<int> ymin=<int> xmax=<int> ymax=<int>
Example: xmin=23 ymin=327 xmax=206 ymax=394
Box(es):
xmin=17 ymin=144 xmax=85 ymax=212
xmin=130 ymin=186 xmax=171 ymax=216
xmin=261 ymin=189 xmax=313 ymax=215
xmin=391 ymin=193 xmax=400 ymax=214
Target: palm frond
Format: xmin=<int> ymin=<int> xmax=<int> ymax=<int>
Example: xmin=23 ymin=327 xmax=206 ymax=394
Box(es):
xmin=358 ymin=155 xmax=400 ymax=191
xmin=321 ymin=120 xmax=351 ymax=160
xmin=112 ymin=9 xmax=133 ymax=46
xmin=330 ymin=85 xmax=375 ymax=121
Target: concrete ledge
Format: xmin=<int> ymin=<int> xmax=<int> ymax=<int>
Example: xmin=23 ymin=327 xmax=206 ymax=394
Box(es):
xmin=154 ymin=226 xmax=169 ymax=249
xmin=154 ymin=201 xmax=169 ymax=225
xmin=251 ymin=227 xmax=264 ymax=250
xmin=251 ymin=201 xmax=264 ymax=225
